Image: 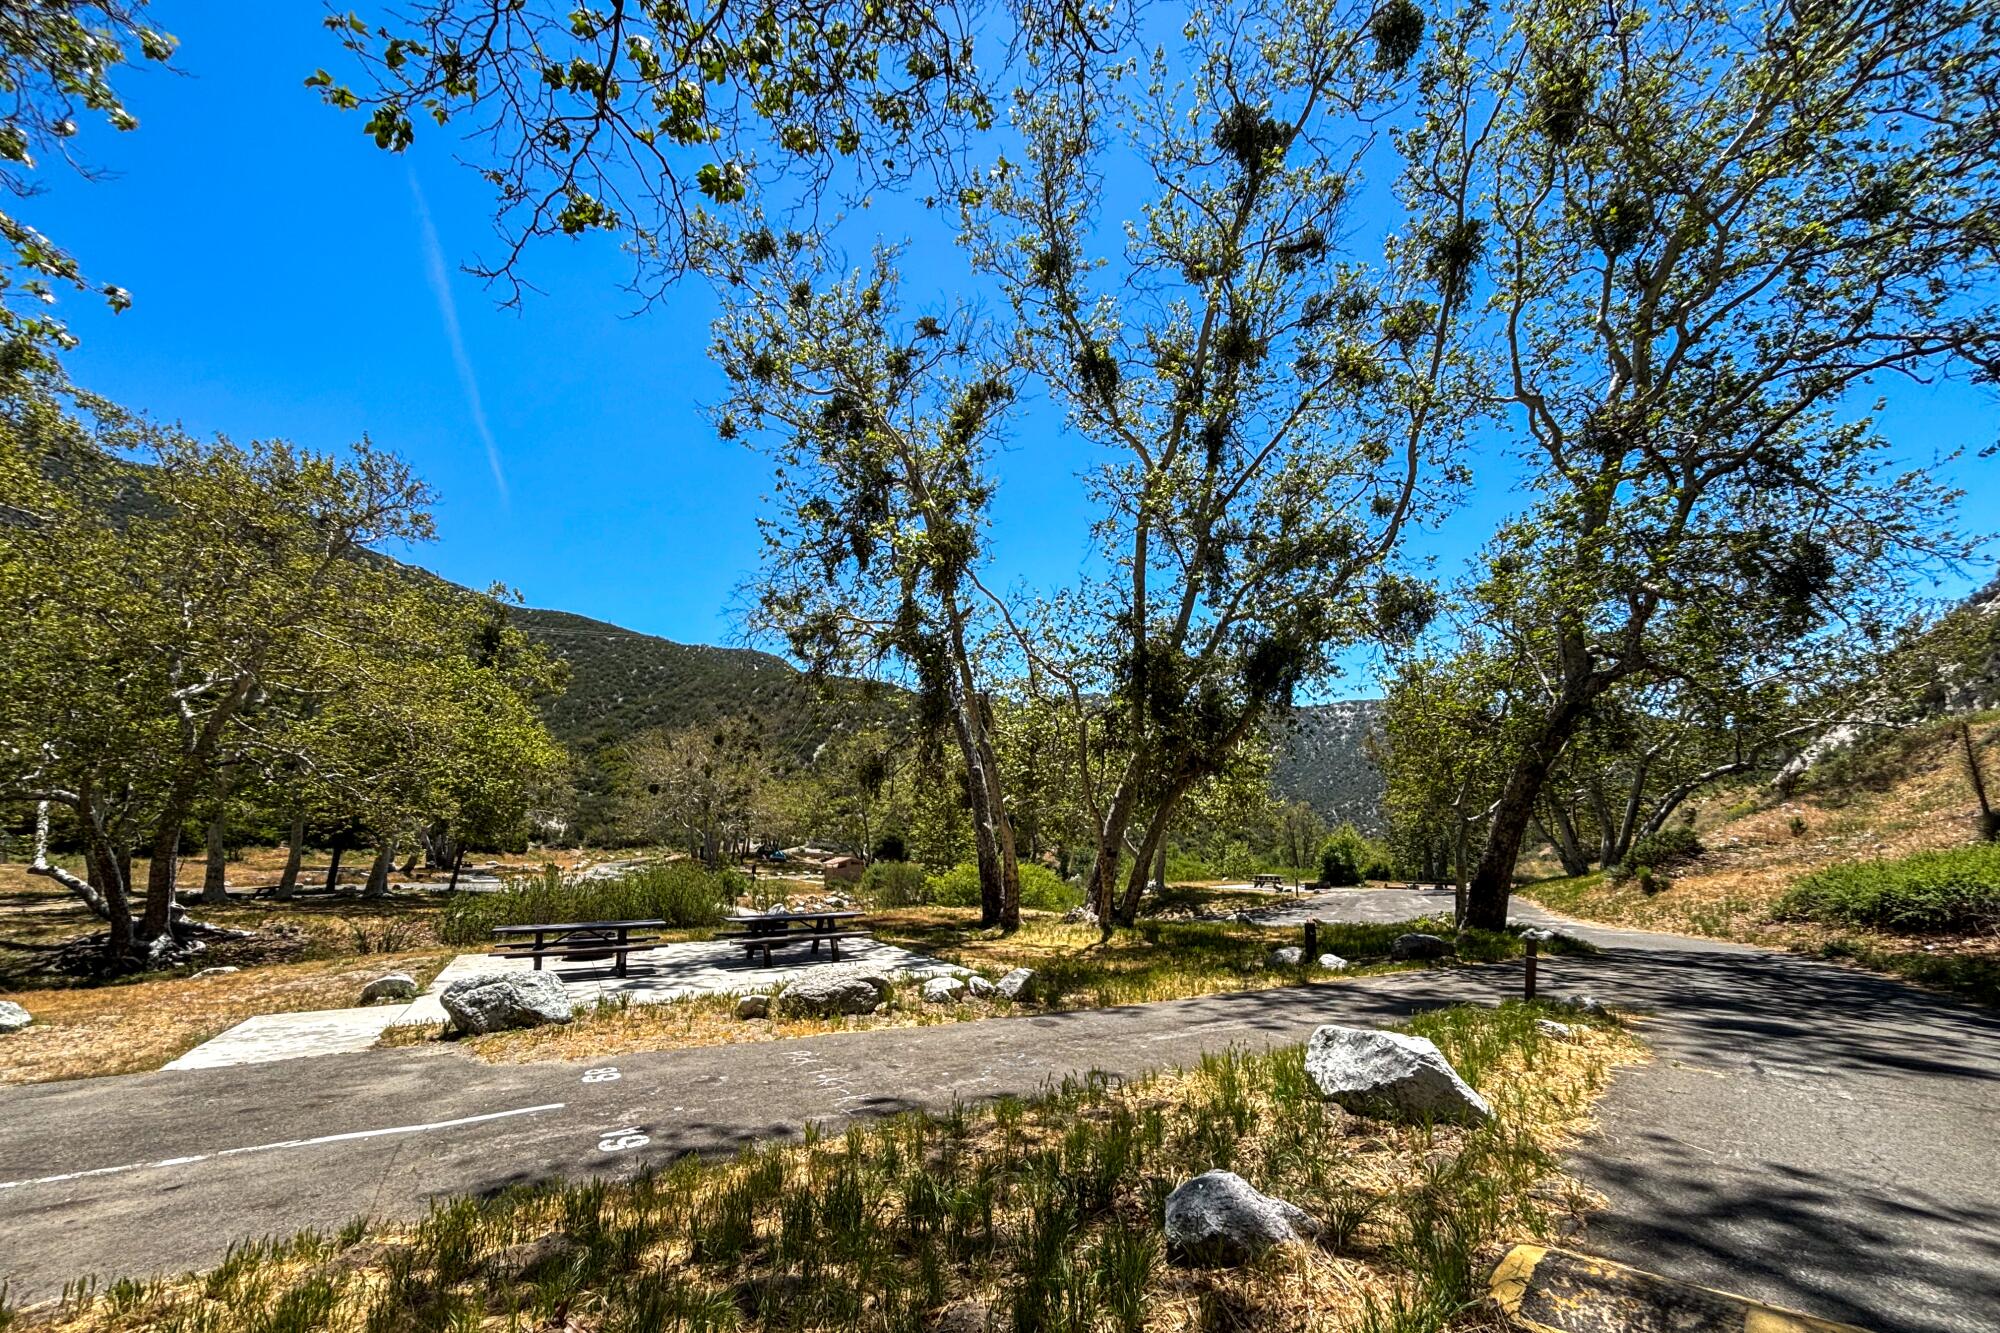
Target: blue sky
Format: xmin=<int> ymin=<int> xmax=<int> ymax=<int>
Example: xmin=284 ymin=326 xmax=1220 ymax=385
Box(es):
xmin=29 ymin=7 xmax=1996 ymax=696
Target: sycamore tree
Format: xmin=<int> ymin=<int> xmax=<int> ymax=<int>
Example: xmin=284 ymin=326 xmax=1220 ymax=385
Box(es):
xmin=710 ymin=239 xmax=1026 ymax=928
xmin=1377 ymin=648 xmax=1513 ymax=910
xmin=313 ymin=0 xmax=994 ymax=302
xmin=964 ymin=0 xmax=1471 ymax=928
xmin=0 ymin=382 xmax=564 ymax=959
xmin=1406 ymin=0 xmax=2000 ymax=927
xmin=625 ymin=716 xmax=770 ymax=865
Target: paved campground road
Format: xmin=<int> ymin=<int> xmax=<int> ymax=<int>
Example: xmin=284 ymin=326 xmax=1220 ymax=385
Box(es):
xmin=1 ymin=890 xmax=1995 ymax=1332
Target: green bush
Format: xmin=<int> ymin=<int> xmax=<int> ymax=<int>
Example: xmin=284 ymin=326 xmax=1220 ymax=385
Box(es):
xmin=1318 ymin=826 xmax=1368 ymax=887
xmin=438 ymin=862 xmax=735 ymax=945
xmin=928 ymin=861 xmax=1083 ymax=912
xmin=860 ymin=860 xmax=930 ymax=907
xmin=1777 ymin=843 xmax=2000 ymax=934
xmin=1616 ymin=824 xmax=1703 ymax=879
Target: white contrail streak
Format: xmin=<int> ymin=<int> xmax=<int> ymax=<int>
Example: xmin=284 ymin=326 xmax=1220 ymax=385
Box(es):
xmin=410 ymin=170 xmax=509 ymax=505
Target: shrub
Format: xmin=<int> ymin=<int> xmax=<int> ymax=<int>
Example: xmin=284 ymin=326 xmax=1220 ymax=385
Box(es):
xmin=860 ymin=860 xmax=930 ymax=907
xmin=1777 ymin=843 xmax=2000 ymax=934
xmin=1616 ymin=824 xmax=1703 ymax=879
xmin=438 ymin=862 xmax=734 ymax=944
xmin=928 ymin=861 xmax=1083 ymax=912
xmin=1318 ymin=825 xmax=1368 ymax=887
xmin=871 ymin=833 xmax=907 ymax=862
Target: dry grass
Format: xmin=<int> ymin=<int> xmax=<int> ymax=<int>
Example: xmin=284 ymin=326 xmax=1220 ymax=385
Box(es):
xmin=1522 ymin=716 xmax=2000 ymax=1002
xmin=0 ymin=952 xmax=450 ymax=1085
xmin=25 ymin=1002 xmax=1644 ymax=1333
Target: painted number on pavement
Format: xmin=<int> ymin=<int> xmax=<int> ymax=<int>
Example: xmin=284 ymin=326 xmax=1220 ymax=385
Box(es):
xmin=598 ymin=1127 xmax=650 ymax=1153
xmin=581 ymin=1067 xmax=621 ymax=1083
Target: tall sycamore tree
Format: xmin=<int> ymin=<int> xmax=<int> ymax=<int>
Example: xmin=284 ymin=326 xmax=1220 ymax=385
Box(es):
xmin=711 ymin=240 xmax=1026 ymax=928
xmin=965 ymin=0 xmax=1471 ymax=927
xmin=1406 ymin=0 xmax=1998 ymax=927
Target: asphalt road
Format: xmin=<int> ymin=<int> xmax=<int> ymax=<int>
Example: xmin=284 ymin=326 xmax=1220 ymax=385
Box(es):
xmin=1 ymin=889 xmax=1995 ymax=1332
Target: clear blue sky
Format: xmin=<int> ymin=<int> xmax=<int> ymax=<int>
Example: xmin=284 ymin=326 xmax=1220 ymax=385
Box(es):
xmin=28 ymin=7 xmax=1996 ymax=694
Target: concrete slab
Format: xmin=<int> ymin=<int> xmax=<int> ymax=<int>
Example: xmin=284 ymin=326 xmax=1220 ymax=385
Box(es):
xmin=162 ymin=1007 xmax=410 ymax=1070
xmin=163 ymin=936 xmax=960 ymax=1071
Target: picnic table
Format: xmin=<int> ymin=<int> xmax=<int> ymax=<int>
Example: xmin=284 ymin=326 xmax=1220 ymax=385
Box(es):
xmin=489 ymin=919 xmax=665 ymax=977
xmin=714 ymin=908 xmax=866 ymax=967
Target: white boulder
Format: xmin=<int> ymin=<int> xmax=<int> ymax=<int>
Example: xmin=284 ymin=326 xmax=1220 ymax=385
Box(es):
xmin=1304 ymin=1025 xmax=1492 ymax=1124
xmin=996 ymin=967 xmax=1037 ymax=1001
xmin=1317 ymin=953 xmax=1350 ymax=971
xmin=1163 ymin=1170 xmax=1320 ymax=1265
xmin=923 ymin=976 xmax=968 ymax=1004
xmin=777 ymin=967 xmax=893 ymax=1017
xmin=1267 ymin=946 xmax=1304 ymax=967
xmin=736 ymin=993 xmax=771 ymax=1019
xmin=965 ymin=975 xmax=996 ymax=998
xmin=360 ymin=972 xmax=419 ymax=1002
xmin=0 ymin=1000 xmax=30 ymax=1033
xmin=441 ymin=971 xmax=573 ymax=1035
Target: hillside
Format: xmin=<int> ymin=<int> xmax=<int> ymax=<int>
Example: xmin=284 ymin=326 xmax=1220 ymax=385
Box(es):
xmin=1268 ymin=700 xmax=1387 ymax=830
xmin=512 ymin=607 xmax=895 ymax=760
xmin=509 ymin=605 xmax=1388 ymax=831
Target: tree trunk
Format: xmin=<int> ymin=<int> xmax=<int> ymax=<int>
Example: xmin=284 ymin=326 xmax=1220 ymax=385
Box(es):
xmin=1465 ymin=685 xmax=1594 ymax=930
xmin=1961 ymin=722 xmax=1997 ymax=840
xmin=201 ymin=812 xmax=229 ymax=905
xmin=398 ymin=845 xmax=421 ymax=876
xmin=140 ymin=823 xmax=182 ymax=941
xmin=363 ymin=841 xmax=395 ymax=897
xmin=1540 ymin=796 xmax=1592 ymax=877
xmin=277 ymin=815 xmax=306 ymax=900
xmin=324 ymin=839 xmax=346 ymax=892
xmin=448 ymin=846 xmax=466 ymax=892
xmin=1153 ymin=837 xmax=1168 ymax=890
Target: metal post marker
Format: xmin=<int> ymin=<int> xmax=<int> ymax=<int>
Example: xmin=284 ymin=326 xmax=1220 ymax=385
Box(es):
xmin=1304 ymin=918 xmax=1319 ymax=962
xmin=1521 ymin=928 xmax=1553 ymax=1000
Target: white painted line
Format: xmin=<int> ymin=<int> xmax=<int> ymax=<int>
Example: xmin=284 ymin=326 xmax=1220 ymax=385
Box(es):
xmin=0 ymin=1102 xmax=567 ymax=1192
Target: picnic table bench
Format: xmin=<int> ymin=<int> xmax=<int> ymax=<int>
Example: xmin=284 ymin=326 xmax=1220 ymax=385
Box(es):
xmin=489 ymin=919 xmax=665 ymax=977
xmin=713 ymin=909 xmax=866 ymax=966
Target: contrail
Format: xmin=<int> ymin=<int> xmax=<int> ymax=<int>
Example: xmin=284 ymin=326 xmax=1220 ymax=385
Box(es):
xmin=410 ymin=170 xmax=509 ymax=505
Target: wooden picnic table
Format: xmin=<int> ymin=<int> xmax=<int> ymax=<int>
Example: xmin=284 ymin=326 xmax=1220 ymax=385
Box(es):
xmin=714 ymin=908 xmax=867 ymax=966
xmin=489 ymin=919 xmax=666 ymax=977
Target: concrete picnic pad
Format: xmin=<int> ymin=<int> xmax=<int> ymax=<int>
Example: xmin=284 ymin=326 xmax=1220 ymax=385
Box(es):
xmin=165 ymin=937 xmax=960 ymax=1071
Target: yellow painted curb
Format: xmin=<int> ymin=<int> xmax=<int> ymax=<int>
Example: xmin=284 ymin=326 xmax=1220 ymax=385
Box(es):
xmin=1489 ymin=1244 xmax=1875 ymax=1333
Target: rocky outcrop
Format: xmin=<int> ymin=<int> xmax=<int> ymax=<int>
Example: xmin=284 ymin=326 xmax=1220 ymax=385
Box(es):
xmin=1163 ymin=1170 xmax=1320 ymax=1265
xmin=440 ymin=972 xmax=574 ymax=1035
xmin=1304 ymin=1025 xmax=1492 ymax=1124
